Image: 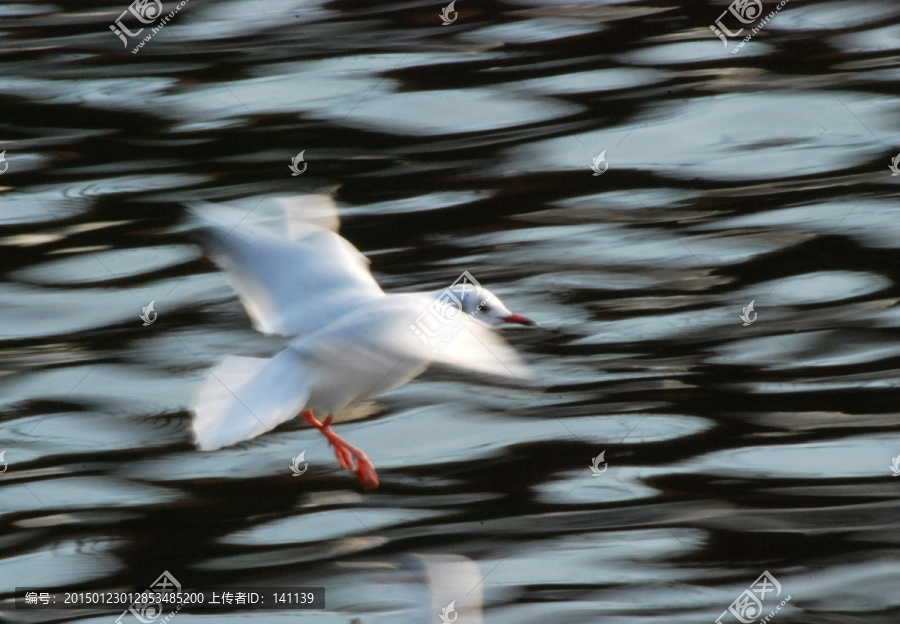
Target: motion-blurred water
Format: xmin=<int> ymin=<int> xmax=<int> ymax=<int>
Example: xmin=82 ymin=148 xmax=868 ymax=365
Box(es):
xmin=2 ymin=0 xmax=900 ymax=622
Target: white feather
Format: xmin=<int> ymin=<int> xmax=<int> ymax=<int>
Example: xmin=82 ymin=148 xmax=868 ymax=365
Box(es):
xmin=191 ymin=353 xmax=310 ymax=451
xmin=189 ymin=197 xmax=383 ymax=337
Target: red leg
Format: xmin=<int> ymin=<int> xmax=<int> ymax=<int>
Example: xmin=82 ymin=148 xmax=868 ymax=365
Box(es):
xmin=302 ymin=410 xmax=379 ymax=490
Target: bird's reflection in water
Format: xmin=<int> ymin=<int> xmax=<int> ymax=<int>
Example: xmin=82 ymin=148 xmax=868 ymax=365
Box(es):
xmin=383 ymin=554 xmax=483 ymax=624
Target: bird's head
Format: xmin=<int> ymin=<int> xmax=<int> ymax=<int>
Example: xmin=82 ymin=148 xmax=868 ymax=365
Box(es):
xmin=441 ymin=284 xmax=538 ymax=327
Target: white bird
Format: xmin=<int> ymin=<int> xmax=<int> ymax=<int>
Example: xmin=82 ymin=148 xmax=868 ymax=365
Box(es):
xmin=189 ymin=195 xmax=537 ymax=489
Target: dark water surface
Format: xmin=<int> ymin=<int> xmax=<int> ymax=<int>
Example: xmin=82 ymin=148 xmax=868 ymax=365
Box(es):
xmin=2 ymin=0 xmax=900 ymax=622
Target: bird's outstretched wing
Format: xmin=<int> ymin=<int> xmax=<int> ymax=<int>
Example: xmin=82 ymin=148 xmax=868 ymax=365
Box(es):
xmin=191 ymin=351 xmax=312 ymax=451
xmin=424 ymin=315 xmax=532 ymax=381
xmin=189 ymin=195 xmax=384 ymax=336
xmin=289 ymin=293 xmax=533 ymax=401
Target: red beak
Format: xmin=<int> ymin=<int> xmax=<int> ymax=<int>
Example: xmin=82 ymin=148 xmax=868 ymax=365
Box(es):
xmin=502 ymin=313 xmax=538 ymax=327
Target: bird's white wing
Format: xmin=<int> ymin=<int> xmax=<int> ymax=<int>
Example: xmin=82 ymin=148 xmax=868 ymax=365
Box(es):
xmin=291 ymin=293 xmax=532 ymax=403
xmin=275 ymin=194 xmax=340 ymax=237
xmin=191 ymin=351 xmax=311 ymax=451
xmin=190 ymin=195 xmax=384 ymax=336
xmin=188 ymin=194 xmax=340 ymax=237
xmin=391 ymin=293 xmax=532 ymax=380
xmin=428 ymin=315 xmax=533 ymax=381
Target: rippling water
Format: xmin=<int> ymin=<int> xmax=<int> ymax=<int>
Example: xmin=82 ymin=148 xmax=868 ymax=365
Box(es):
xmin=2 ymin=0 xmax=900 ymax=622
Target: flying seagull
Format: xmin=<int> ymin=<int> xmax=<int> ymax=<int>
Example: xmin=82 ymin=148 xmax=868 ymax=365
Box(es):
xmin=189 ymin=195 xmax=536 ymax=489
